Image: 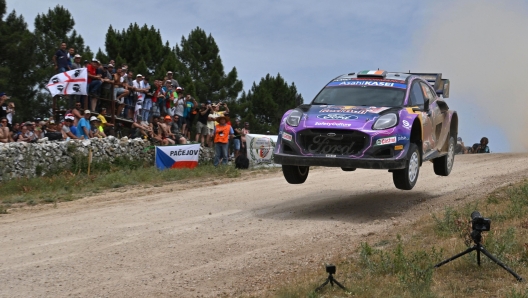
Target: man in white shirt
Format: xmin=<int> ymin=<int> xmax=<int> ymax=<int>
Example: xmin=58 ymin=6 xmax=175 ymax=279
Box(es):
xmin=132 ymin=74 xmax=150 ymax=123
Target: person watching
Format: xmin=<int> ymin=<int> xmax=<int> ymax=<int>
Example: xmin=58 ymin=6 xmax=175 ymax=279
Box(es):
xmin=474 ymin=137 xmax=490 ymax=153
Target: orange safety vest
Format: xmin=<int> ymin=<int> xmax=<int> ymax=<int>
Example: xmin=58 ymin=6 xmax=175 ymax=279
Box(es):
xmin=214 ymin=124 xmax=231 ymax=144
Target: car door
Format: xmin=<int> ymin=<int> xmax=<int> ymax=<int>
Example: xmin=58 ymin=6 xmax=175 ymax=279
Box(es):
xmin=409 ymin=80 xmax=435 ymax=158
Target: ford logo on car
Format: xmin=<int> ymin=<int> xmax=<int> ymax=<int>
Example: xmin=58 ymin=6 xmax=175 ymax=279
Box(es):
xmin=317 ymin=114 xmax=358 ymax=120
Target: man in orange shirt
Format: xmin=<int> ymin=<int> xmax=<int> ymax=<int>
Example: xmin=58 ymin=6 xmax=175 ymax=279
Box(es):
xmin=213 ymin=115 xmax=234 ymax=166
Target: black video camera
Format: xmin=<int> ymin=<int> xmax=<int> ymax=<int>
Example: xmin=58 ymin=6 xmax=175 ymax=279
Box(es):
xmin=471 ymin=211 xmax=491 ymax=231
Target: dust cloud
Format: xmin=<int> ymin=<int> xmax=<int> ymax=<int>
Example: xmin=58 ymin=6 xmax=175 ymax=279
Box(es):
xmin=408 ymin=1 xmax=528 ymax=152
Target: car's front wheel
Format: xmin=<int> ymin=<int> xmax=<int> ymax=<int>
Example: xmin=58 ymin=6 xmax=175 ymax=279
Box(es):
xmin=282 ymin=165 xmax=309 ymax=184
xmin=433 ymin=136 xmax=455 ymax=176
xmin=393 ymin=143 xmax=420 ymax=190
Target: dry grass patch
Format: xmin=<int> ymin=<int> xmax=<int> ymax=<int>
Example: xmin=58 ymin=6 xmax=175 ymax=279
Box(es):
xmin=262 ymin=181 xmax=528 ymax=298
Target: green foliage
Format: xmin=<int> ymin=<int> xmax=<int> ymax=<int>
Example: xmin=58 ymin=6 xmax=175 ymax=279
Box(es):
xmin=175 ymin=27 xmax=243 ymax=103
xmin=359 ymin=235 xmax=440 ymax=297
xmin=432 ymin=207 xmax=467 ymax=237
xmin=230 ymin=73 xmax=303 ymax=134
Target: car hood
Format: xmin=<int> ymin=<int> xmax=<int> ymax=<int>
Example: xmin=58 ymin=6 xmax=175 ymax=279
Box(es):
xmin=301 ymin=105 xmax=393 ymax=129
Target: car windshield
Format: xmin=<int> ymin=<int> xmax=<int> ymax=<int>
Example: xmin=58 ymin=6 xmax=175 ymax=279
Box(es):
xmin=312 ymin=86 xmax=406 ymax=107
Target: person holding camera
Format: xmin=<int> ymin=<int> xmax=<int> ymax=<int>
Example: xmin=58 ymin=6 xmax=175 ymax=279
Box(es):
xmin=474 ymin=137 xmax=490 ymax=153
xmin=195 ymin=102 xmax=211 ymax=147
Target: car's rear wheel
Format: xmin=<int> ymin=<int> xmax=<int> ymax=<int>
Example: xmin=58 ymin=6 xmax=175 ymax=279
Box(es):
xmin=433 ymin=136 xmax=455 ymax=176
xmin=282 ymin=165 xmax=309 ymax=184
xmin=393 ymin=143 xmax=420 ymax=190
xmin=341 ymin=167 xmax=356 ymax=172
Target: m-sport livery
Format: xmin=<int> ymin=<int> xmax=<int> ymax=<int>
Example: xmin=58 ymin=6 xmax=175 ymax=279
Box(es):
xmin=274 ymin=70 xmax=457 ymax=190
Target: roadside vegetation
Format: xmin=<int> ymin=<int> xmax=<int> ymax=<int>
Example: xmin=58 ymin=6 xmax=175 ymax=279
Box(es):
xmin=0 ymin=153 xmax=279 ymax=214
xmin=263 ymin=181 xmax=528 ymax=298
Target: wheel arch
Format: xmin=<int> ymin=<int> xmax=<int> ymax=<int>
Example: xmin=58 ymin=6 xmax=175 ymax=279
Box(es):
xmin=449 ymin=112 xmax=458 ymax=140
xmin=410 ymin=118 xmax=423 ymax=165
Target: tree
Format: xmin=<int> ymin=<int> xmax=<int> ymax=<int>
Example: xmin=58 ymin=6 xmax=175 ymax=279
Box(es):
xmin=175 ymin=27 xmax=243 ymax=103
xmin=0 ymin=0 xmax=42 ymax=121
xmin=230 ymin=73 xmax=303 ymax=134
xmin=33 ymin=5 xmax=92 ymax=88
xmin=28 ymin=5 xmax=92 ymax=119
xmin=104 ymin=23 xmax=167 ymax=75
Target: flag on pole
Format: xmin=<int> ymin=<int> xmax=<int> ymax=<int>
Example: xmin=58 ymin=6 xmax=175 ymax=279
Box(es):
xmin=46 ymin=68 xmax=88 ymax=97
xmin=155 ymin=144 xmax=201 ymax=169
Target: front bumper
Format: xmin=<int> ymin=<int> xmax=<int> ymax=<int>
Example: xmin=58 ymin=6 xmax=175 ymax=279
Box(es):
xmin=274 ymin=153 xmax=407 ymax=170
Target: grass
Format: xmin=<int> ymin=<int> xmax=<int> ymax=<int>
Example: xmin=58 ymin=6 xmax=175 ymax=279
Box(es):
xmin=259 ymin=180 xmax=528 ymax=298
xmin=0 ymin=152 xmax=270 ymax=210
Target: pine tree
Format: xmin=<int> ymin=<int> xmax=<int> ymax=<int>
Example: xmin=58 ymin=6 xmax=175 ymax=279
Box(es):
xmin=175 ymin=27 xmax=243 ymax=103
xmin=0 ymin=1 xmax=42 ymax=121
xmin=231 ymin=73 xmax=303 ymax=134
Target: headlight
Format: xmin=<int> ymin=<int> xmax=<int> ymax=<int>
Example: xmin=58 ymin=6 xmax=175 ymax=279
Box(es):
xmin=286 ymin=109 xmax=303 ymax=127
xmin=372 ymin=113 xmax=398 ymax=130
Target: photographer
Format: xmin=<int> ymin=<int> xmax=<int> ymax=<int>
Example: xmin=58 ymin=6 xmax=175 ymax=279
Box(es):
xmin=195 ymin=101 xmax=211 ymax=147
xmin=474 ymin=137 xmax=490 ymax=154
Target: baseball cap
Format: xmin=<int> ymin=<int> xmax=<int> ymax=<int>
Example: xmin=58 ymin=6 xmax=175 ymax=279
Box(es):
xmin=49 ymin=120 xmax=55 ymax=124
xmin=164 ymin=115 xmax=171 ymax=121
xmin=176 ymin=87 xmax=183 ymax=91
xmin=167 ymin=71 xmax=173 ymax=74
xmin=90 ymin=116 xmax=98 ymax=122
xmin=136 ymin=74 xmax=143 ymax=77
xmin=457 ymin=137 xmax=462 ymax=142
xmin=107 ymin=64 xmax=114 ymax=67
xmin=74 ymin=54 xmax=81 ymax=58
xmin=206 ymin=100 xmax=212 ymax=104
xmin=84 ymin=110 xmax=91 ymax=114
xmin=0 ymin=92 xmax=10 ymax=99
xmin=91 ymin=58 xmax=98 ymax=62
xmin=24 ymin=121 xmax=33 ymax=126
xmin=64 ymin=114 xmax=75 ymax=121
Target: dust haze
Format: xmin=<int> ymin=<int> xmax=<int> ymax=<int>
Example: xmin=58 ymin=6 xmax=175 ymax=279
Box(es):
xmin=408 ymin=1 xmax=528 ymax=152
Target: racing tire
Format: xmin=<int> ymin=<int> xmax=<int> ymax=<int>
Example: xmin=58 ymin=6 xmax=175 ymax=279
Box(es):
xmin=392 ymin=143 xmax=420 ymax=190
xmin=433 ymin=136 xmax=455 ymax=176
xmin=282 ymin=165 xmax=309 ymax=184
xmin=341 ymin=167 xmax=356 ymax=172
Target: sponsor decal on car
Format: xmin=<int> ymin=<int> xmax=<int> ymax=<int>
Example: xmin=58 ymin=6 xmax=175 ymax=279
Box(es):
xmin=397 ymin=135 xmax=408 ymax=141
xmin=307 ymin=136 xmax=356 ymax=155
xmin=282 ymin=132 xmax=292 ymax=141
xmin=376 ymin=137 xmax=397 ymax=146
xmin=326 ymin=80 xmax=407 ymax=89
xmin=313 ymin=122 xmax=352 ymax=127
xmin=317 ymin=114 xmax=358 ymax=120
xmin=319 ymin=106 xmax=389 ymax=115
xmin=402 ymin=120 xmax=411 ymax=129
xmin=326 ymin=154 xmax=336 ymax=158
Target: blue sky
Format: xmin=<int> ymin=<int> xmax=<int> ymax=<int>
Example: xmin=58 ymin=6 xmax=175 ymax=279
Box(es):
xmin=6 ymin=0 xmax=528 ymax=152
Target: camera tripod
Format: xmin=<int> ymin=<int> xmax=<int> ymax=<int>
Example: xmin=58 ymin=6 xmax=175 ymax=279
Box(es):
xmin=434 ymin=230 xmax=523 ymax=281
xmin=315 ymin=265 xmax=347 ymax=292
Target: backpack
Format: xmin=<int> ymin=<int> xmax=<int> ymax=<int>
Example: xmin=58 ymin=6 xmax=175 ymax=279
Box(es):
xmin=235 ymin=155 xmax=249 ymax=169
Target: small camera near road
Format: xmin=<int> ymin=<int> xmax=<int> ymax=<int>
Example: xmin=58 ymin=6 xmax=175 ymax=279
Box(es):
xmin=325 ymin=264 xmax=336 ymax=274
xmin=471 ymin=211 xmax=491 ymax=231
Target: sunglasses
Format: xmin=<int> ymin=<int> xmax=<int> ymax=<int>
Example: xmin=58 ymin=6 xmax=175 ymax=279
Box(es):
xmin=1 ymin=120 xmax=7 ymax=123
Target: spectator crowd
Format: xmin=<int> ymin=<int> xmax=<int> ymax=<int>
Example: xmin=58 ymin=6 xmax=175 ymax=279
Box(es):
xmin=0 ymin=42 xmax=253 ymax=165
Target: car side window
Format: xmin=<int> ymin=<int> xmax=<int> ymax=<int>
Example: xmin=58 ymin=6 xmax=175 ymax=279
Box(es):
xmin=420 ymin=82 xmax=436 ymax=102
xmin=409 ymin=81 xmax=425 ymax=109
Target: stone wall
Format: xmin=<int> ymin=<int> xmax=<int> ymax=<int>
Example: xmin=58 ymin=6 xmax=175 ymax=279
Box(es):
xmin=0 ymin=137 xmax=217 ymax=182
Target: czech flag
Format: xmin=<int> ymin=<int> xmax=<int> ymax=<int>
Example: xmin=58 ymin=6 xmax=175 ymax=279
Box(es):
xmin=155 ymin=144 xmax=201 ymax=169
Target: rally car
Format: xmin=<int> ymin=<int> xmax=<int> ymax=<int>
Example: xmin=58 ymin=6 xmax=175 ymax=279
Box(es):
xmin=274 ymin=70 xmax=457 ymax=190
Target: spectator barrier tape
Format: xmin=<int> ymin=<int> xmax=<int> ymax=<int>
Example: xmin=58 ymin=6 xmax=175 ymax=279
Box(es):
xmin=155 ymin=144 xmax=201 ymax=170
xmin=246 ymin=134 xmax=280 ymax=167
xmin=46 ymin=68 xmax=89 ymax=97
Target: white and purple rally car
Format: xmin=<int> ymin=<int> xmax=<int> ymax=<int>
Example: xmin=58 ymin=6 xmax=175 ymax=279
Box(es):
xmin=274 ymin=70 xmax=457 ymax=190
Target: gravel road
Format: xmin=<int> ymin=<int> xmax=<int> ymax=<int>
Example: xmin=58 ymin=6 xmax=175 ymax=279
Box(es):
xmin=1 ymin=153 xmax=528 ymax=297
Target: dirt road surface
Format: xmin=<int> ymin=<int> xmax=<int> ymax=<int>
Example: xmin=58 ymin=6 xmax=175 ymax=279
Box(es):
xmin=1 ymin=153 xmax=528 ymax=297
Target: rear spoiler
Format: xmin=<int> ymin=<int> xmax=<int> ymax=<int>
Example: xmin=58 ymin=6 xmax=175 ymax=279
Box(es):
xmin=408 ymin=73 xmax=450 ymax=98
